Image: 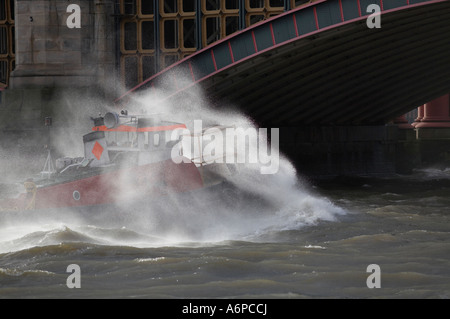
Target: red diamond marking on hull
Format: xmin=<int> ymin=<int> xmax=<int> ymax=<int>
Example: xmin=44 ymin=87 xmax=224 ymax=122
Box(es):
xmin=92 ymin=141 xmax=104 ymax=160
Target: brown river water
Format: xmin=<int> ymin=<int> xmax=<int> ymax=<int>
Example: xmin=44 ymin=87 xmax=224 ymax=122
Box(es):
xmin=0 ymin=163 xmax=449 ymax=300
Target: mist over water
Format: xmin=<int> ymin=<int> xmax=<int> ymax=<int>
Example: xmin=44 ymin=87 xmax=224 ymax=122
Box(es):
xmin=0 ymin=83 xmax=345 ymax=255
xmin=4 ymin=80 xmax=448 ymax=299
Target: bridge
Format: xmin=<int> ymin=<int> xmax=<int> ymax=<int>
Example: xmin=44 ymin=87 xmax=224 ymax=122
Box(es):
xmin=115 ymin=0 xmax=450 ymax=128
xmin=2 ymin=0 xmax=449 ymax=178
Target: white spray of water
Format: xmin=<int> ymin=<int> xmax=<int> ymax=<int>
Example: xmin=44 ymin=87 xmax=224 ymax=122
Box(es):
xmin=104 ymin=80 xmax=347 ymax=243
xmin=0 ymin=76 xmax=346 ymax=252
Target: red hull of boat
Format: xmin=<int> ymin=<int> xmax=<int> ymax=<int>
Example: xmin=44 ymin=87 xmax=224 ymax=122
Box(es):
xmin=0 ymin=159 xmax=203 ymax=211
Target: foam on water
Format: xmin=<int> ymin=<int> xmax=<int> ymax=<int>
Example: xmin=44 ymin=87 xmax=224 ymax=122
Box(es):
xmin=0 ymin=169 xmax=345 ymax=254
xmin=0 ymin=83 xmax=346 ymax=253
xmin=410 ymin=167 xmax=450 ymax=180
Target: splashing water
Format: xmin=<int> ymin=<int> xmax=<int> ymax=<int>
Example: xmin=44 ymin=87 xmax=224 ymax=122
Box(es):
xmin=0 ymin=81 xmax=346 ymax=253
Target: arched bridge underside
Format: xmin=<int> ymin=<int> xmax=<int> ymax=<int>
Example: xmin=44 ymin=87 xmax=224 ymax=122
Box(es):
xmin=116 ymin=0 xmax=450 ymax=127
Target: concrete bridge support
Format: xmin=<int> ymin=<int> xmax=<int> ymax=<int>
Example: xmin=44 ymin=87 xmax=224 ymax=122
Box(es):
xmin=0 ymin=0 xmax=117 ymax=179
xmin=414 ymin=94 xmax=450 ymax=169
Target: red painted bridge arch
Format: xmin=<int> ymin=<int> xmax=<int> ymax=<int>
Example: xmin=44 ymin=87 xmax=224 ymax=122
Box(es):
xmin=115 ymin=0 xmax=450 ymax=126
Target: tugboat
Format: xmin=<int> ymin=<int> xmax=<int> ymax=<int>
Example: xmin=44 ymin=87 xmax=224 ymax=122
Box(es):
xmin=0 ymin=111 xmax=236 ymax=212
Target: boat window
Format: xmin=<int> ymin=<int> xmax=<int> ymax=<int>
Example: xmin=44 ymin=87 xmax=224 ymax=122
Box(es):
xmin=144 ymin=131 xmax=149 ymax=148
xmin=80 ymin=158 xmax=92 ymax=168
xmin=105 ymin=131 xmax=116 ymax=146
xmin=105 ymin=131 xmax=138 ymax=148
xmin=129 ymin=131 xmax=138 ymax=146
xmin=153 ymin=133 xmax=160 ymax=147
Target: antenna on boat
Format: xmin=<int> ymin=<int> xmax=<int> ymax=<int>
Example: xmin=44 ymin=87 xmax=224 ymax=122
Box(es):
xmin=40 ymin=116 xmax=56 ymax=179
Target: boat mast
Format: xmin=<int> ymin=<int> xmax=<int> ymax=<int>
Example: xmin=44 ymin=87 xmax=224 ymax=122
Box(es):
xmin=40 ymin=117 xmax=56 ymax=178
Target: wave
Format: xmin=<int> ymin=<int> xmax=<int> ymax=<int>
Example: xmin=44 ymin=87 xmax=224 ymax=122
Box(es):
xmin=0 ymin=191 xmax=345 ymax=253
xmin=0 ymin=267 xmax=55 ymax=278
xmin=410 ymin=167 xmax=450 ymax=180
xmin=0 ymin=164 xmax=346 ymax=253
xmin=0 ymin=223 xmax=174 ymax=254
xmin=0 ymin=226 xmax=98 ymax=254
xmin=0 ymin=80 xmax=348 ymax=252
